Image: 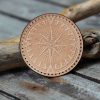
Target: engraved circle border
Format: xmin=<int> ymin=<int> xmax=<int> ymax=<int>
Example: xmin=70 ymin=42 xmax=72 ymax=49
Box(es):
xmin=20 ymin=13 xmax=83 ymax=77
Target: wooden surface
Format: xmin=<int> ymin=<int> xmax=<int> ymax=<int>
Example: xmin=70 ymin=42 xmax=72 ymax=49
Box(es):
xmin=0 ymin=0 xmax=100 ymax=100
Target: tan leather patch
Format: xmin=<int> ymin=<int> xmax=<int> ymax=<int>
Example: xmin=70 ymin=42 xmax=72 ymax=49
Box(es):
xmin=20 ymin=13 xmax=83 ymax=77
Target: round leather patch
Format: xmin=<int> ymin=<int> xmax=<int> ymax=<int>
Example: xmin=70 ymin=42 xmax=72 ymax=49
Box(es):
xmin=20 ymin=13 xmax=83 ymax=77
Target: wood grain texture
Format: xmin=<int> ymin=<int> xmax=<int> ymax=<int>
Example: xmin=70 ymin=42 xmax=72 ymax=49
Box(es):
xmin=35 ymin=0 xmax=84 ymax=8
xmin=82 ymin=29 xmax=100 ymax=59
xmin=0 ymin=43 xmax=26 ymax=72
xmin=61 ymin=0 xmax=100 ymax=22
xmin=0 ymin=94 xmax=12 ymax=100
xmin=0 ymin=14 xmax=26 ymax=40
xmin=0 ymin=0 xmax=100 ymax=23
xmin=0 ymin=70 xmax=100 ymax=100
xmin=75 ymin=59 xmax=100 ymax=81
xmin=0 ymin=0 xmax=62 ymax=20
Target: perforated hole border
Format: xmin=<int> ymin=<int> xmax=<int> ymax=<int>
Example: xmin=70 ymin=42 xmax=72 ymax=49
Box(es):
xmin=20 ymin=13 xmax=83 ymax=77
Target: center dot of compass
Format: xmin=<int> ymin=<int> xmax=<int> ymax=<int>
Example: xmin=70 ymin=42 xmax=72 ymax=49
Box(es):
xmin=49 ymin=43 xmax=53 ymax=47
xmin=47 ymin=42 xmax=54 ymax=48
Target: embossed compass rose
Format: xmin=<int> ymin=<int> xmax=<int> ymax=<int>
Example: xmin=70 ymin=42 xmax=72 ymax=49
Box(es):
xmin=20 ymin=13 xmax=83 ymax=77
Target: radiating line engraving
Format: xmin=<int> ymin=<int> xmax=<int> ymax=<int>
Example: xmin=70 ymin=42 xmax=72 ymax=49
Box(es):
xmin=21 ymin=14 xmax=83 ymax=76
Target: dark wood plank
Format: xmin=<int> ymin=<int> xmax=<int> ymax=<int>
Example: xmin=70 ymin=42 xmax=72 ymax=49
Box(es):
xmin=74 ymin=60 xmax=100 ymax=81
xmin=0 ymin=94 xmax=11 ymax=100
xmin=0 ymin=0 xmax=99 ymax=36
xmin=0 ymin=0 xmax=62 ymax=20
xmin=35 ymin=0 xmax=84 ymax=8
xmin=0 ymin=0 xmax=100 ymax=29
xmin=77 ymin=16 xmax=100 ymax=29
xmin=0 ymin=14 xmax=26 ymax=40
xmin=0 ymin=70 xmax=76 ymax=100
xmin=0 ymin=90 xmax=20 ymax=100
xmin=0 ymin=70 xmax=100 ymax=100
xmin=0 ymin=0 xmax=99 ymax=29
